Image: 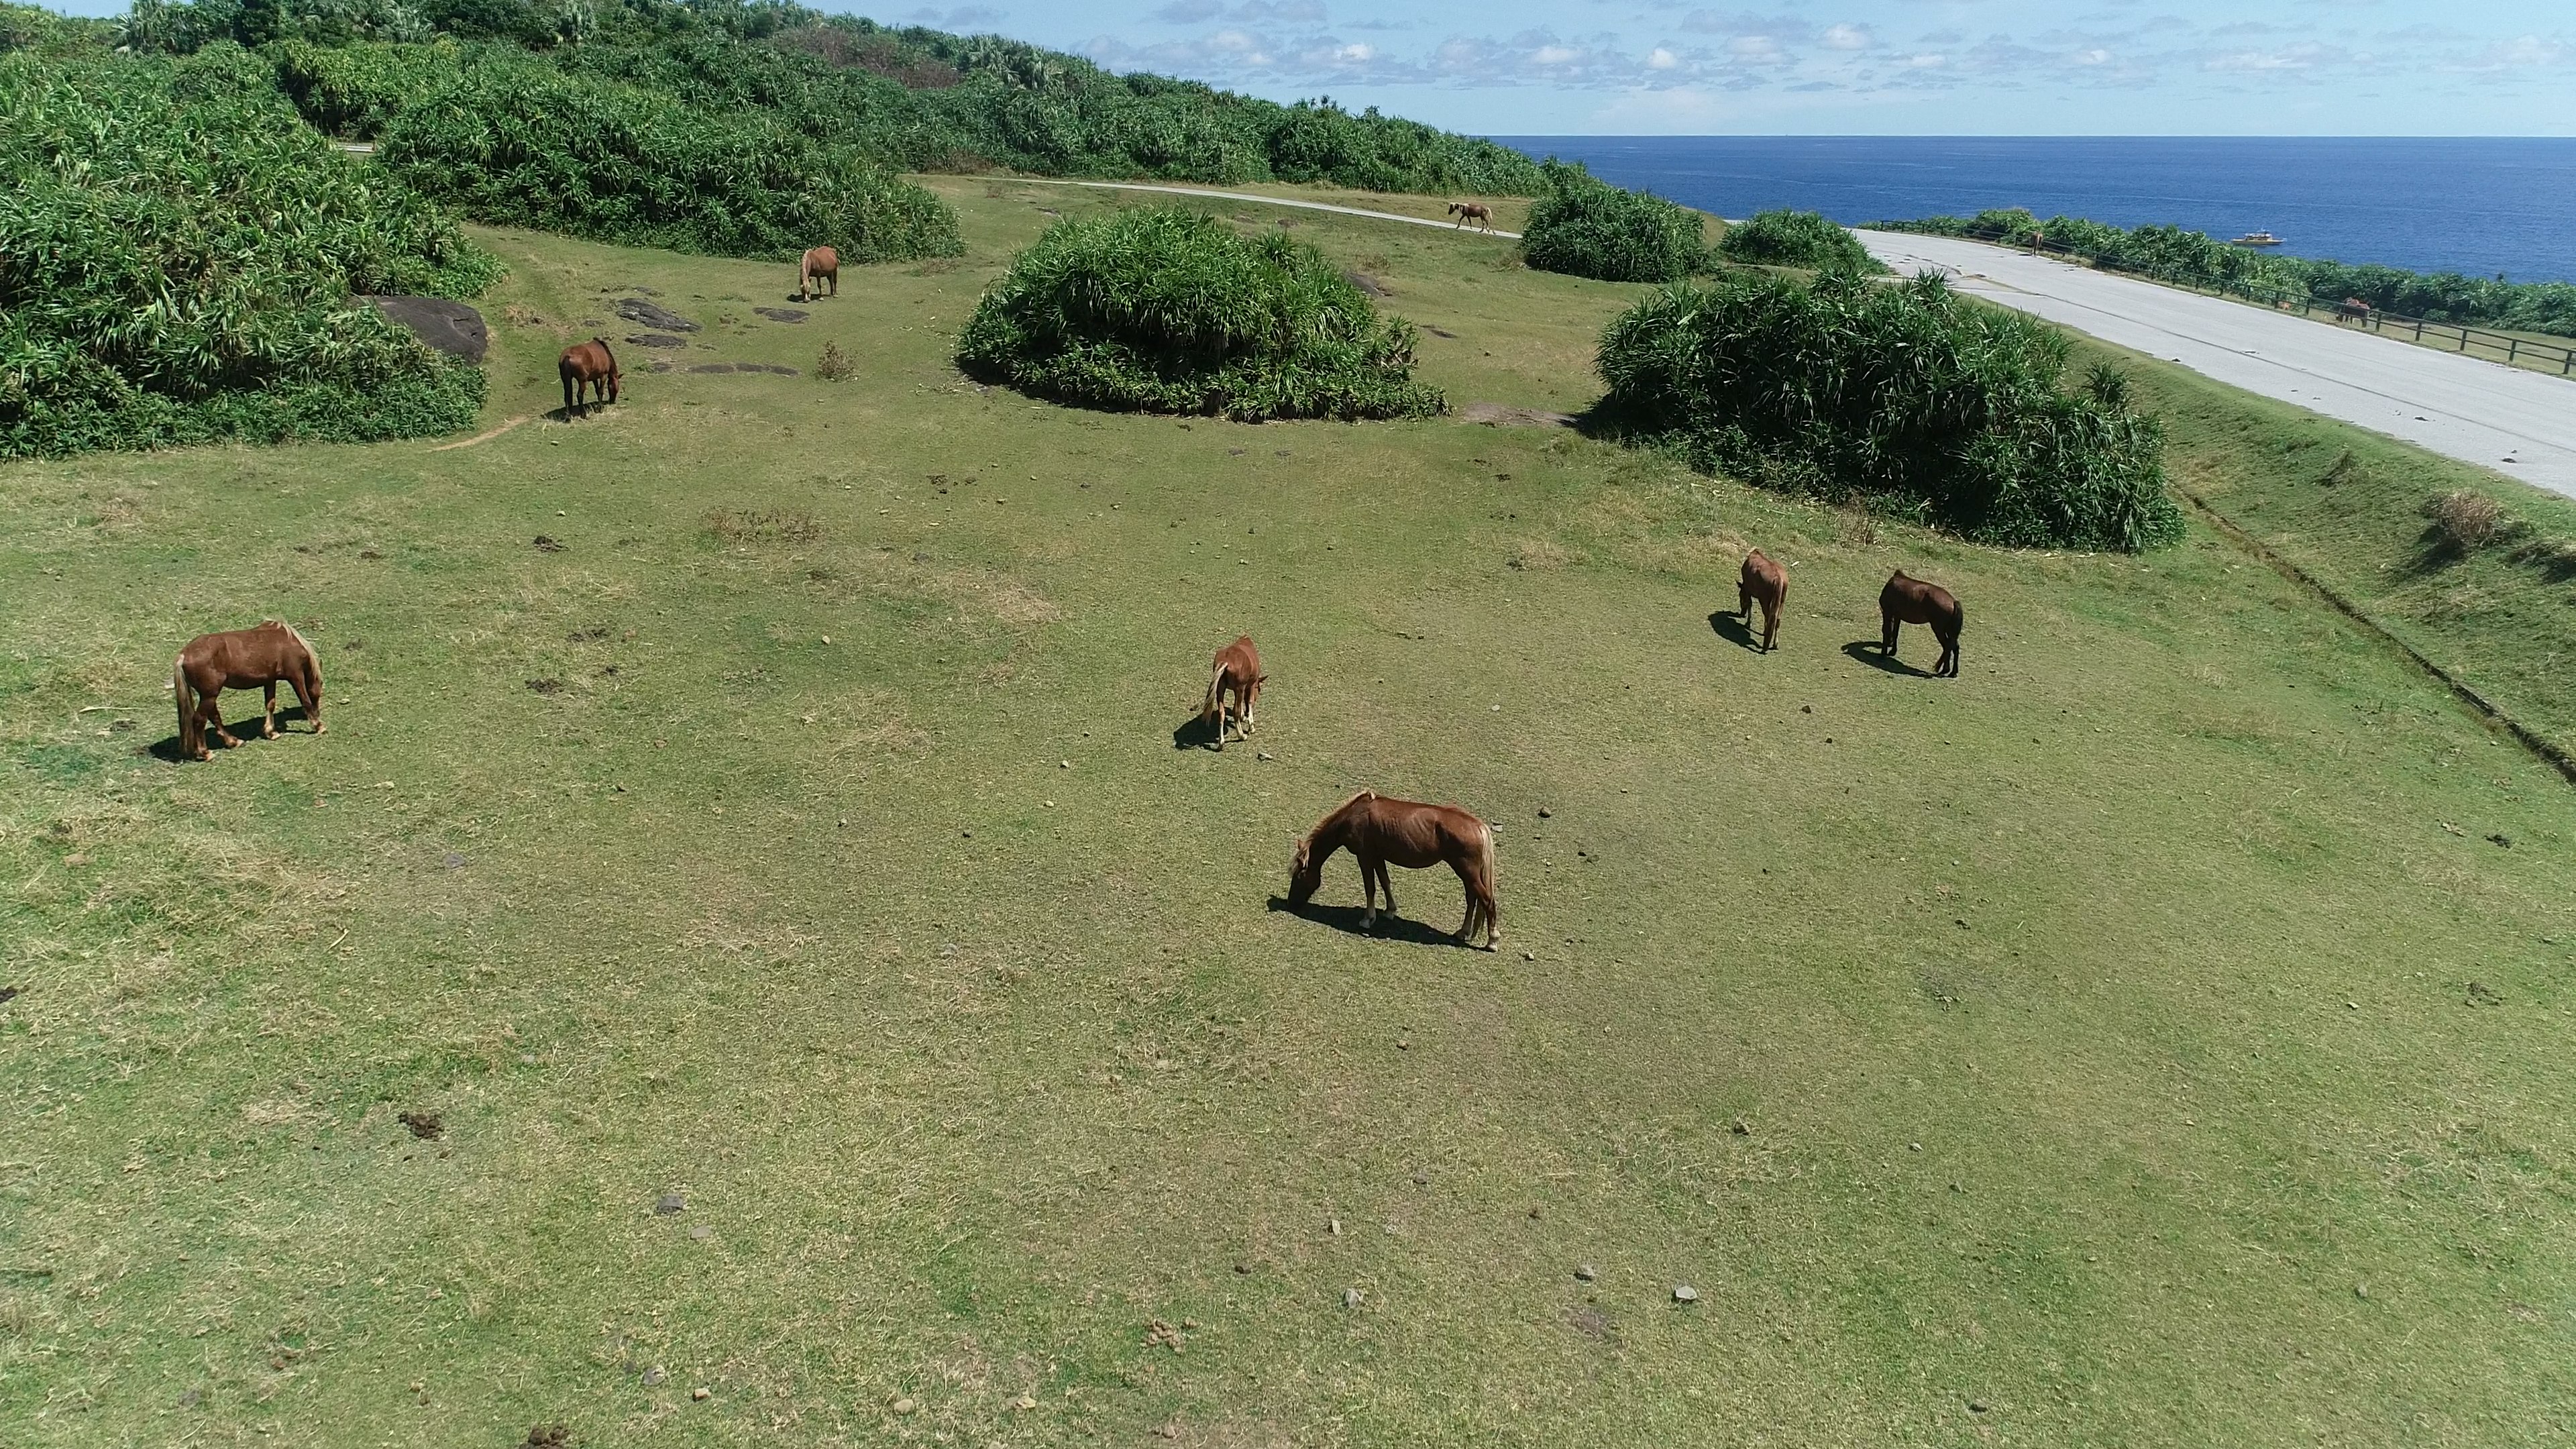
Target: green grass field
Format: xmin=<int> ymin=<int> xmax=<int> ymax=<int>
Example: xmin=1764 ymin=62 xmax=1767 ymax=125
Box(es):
xmin=5 ymin=178 xmax=2573 ymax=1447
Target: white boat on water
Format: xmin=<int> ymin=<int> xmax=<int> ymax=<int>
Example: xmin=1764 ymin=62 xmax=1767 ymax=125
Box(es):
xmin=2231 ymin=231 xmax=2286 ymax=248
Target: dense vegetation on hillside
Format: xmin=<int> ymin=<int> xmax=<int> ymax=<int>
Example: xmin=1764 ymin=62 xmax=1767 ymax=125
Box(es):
xmin=1596 ymin=270 xmax=2182 ymax=552
xmin=957 ymin=209 xmax=1443 ymax=421
xmin=1519 ymin=161 xmax=1709 ymax=283
xmin=1716 ymin=208 xmax=1878 ymax=274
xmin=377 ymin=54 xmax=961 ymax=262
xmin=116 ymin=0 xmax=1550 ymax=196
xmin=0 ymin=47 xmax=493 ymax=458
xmin=1885 ymin=207 xmax=2576 ymax=339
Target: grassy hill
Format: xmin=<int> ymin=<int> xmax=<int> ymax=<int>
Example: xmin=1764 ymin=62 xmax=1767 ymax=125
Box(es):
xmin=3 ymin=180 xmax=2571 ymax=1446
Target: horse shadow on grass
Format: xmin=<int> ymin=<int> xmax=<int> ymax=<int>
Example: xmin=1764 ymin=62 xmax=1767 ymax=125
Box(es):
xmin=145 ymin=707 xmax=317 ymax=763
xmin=1171 ymin=712 xmax=1224 ymax=751
xmin=1841 ymin=639 xmax=1931 ymax=678
xmin=1708 ymin=610 xmax=1764 ymax=653
xmin=1267 ymin=897 xmax=1475 ymax=949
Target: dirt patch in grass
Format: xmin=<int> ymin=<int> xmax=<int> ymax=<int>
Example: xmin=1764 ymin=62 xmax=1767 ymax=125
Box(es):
xmin=706 ymin=509 xmax=822 ymax=546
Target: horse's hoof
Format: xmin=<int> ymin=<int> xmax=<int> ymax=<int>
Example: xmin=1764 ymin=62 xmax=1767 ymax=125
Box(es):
xmin=313 ymin=722 xmax=327 ymax=734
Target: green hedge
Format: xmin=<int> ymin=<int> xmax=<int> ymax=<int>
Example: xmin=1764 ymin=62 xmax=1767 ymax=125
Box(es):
xmin=378 ymin=58 xmax=961 ymax=263
xmin=0 ymin=52 xmax=494 ymax=459
xmin=1596 ymin=270 xmax=2182 ymax=552
xmin=957 ymin=208 xmax=1444 ymax=422
xmin=1520 ymin=161 xmax=1708 ymax=283
xmin=1716 ymin=209 xmax=1878 ymax=273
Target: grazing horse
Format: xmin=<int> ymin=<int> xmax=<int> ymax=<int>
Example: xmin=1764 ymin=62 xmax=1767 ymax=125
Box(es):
xmin=798 ymin=246 xmax=839 ymax=302
xmin=1199 ymin=635 xmax=1264 ymax=751
xmin=2336 ymin=297 xmax=2372 ymax=323
xmin=1879 ymin=570 xmax=1963 ymax=678
xmin=1286 ymin=790 xmax=1500 ymax=950
xmin=173 ymin=621 xmax=323 ymax=761
xmin=1738 ymin=548 xmax=1786 ymax=652
xmin=559 ymin=339 xmax=619 ymax=417
xmin=1448 ymin=202 xmax=1495 ymax=233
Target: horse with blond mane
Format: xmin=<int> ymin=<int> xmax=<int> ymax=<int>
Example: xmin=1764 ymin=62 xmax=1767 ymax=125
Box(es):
xmin=798 ymin=246 xmax=839 ymax=302
xmin=173 ymin=621 xmax=324 ymax=761
xmin=1199 ymin=635 xmax=1264 ymax=750
xmin=1286 ymin=790 xmax=1499 ymax=950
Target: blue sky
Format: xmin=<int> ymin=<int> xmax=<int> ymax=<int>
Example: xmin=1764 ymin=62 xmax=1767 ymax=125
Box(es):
xmin=896 ymin=0 xmax=2575 ymax=134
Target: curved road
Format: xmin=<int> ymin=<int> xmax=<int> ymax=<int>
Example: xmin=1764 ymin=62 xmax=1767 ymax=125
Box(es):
xmin=1856 ymin=230 xmax=2576 ymax=500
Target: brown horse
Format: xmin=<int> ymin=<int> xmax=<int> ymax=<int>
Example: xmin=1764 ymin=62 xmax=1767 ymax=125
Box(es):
xmin=559 ymin=339 xmax=619 ymax=417
xmin=173 ymin=621 xmax=323 ymax=761
xmin=1738 ymin=548 xmax=1786 ymax=652
xmin=1879 ymin=570 xmax=1963 ymax=678
xmin=798 ymin=246 xmax=839 ymax=302
xmin=1287 ymin=790 xmax=1499 ymax=950
xmin=2336 ymin=297 xmax=2372 ymax=323
xmin=1448 ymin=201 xmax=1495 ymax=233
xmin=1199 ymin=635 xmax=1264 ymax=751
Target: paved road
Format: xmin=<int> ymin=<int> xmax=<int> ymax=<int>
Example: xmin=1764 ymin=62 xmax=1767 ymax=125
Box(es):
xmin=1010 ymin=178 xmax=1522 ymax=239
xmin=1855 ymin=229 xmax=2576 ymax=500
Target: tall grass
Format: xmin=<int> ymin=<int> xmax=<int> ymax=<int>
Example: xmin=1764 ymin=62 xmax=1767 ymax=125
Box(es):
xmin=1519 ymin=161 xmax=1708 ymax=284
xmin=1716 ymin=209 xmax=1878 ymax=273
xmin=378 ymin=56 xmax=961 ymax=263
xmin=1595 ymin=270 xmax=2182 ymax=552
xmin=0 ymin=52 xmax=494 ymax=458
xmin=957 ymin=208 xmax=1444 ymax=421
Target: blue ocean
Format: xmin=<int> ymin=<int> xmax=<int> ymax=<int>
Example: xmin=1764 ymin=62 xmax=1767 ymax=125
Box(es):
xmin=1485 ymin=137 xmax=2576 ymax=286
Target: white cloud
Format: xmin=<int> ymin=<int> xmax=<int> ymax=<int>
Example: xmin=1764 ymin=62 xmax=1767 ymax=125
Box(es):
xmin=1648 ymin=45 xmax=1679 ymax=69
xmin=1821 ymin=23 xmax=1872 ymax=51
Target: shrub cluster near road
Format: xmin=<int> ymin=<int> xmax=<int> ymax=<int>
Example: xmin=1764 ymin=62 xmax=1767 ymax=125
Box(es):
xmin=1716 ymin=208 xmax=1880 ymax=274
xmin=0 ymin=48 xmax=494 ymax=459
xmin=1597 ymin=270 xmax=2182 ymax=552
xmin=957 ymin=208 xmax=1444 ymax=421
xmin=1518 ymin=160 xmax=1711 ymax=283
xmin=1886 ymin=207 xmax=2576 ymax=339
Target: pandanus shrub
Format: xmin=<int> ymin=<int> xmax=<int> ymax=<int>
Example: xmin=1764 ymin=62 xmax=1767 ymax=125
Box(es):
xmin=0 ymin=52 xmax=495 ymax=458
xmin=956 ymin=208 xmax=1444 ymax=422
xmin=1519 ymin=160 xmax=1709 ymax=284
xmin=379 ymin=58 xmax=961 ymax=263
xmin=1715 ymin=208 xmax=1880 ymax=274
xmin=1595 ymin=269 xmax=2183 ymax=552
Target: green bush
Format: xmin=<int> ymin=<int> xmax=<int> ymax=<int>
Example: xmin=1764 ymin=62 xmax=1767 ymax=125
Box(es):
xmin=378 ymin=58 xmax=962 ymax=263
xmin=956 ymin=208 xmax=1444 ymax=422
xmin=272 ymin=36 xmax=479 ymax=138
xmin=1717 ymin=208 xmax=1878 ymax=273
xmin=0 ymin=52 xmax=494 ymax=459
xmin=1595 ymin=270 xmax=2182 ymax=552
xmin=1520 ymin=161 xmax=1707 ymax=284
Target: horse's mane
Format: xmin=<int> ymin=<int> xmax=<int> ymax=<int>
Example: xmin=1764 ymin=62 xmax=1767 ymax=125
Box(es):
xmin=1327 ymin=789 xmax=1376 ymax=822
xmin=263 ymin=619 xmax=313 ymax=653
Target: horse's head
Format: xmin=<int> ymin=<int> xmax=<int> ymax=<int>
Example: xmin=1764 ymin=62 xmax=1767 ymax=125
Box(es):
xmin=1285 ymin=835 xmax=1321 ymax=906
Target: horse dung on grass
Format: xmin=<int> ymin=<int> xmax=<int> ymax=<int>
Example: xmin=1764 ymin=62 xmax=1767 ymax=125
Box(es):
xmin=559 ymin=339 xmax=619 ymax=417
xmin=1200 ymin=635 xmax=1265 ymax=750
xmin=173 ymin=621 xmax=323 ymax=761
xmin=1880 ymin=570 xmax=1964 ymax=677
xmin=1287 ymin=790 xmax=1500 ymax=950
xmin=798 ymin=246 xmax=839 ymax=302
xmin=1739 ymin=548 xmax=1786 ymax=653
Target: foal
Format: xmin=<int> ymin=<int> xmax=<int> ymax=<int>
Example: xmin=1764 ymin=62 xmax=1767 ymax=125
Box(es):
xmin=1879 ymin=570 xmax=1964 ymax=677
xmin=1286 ymin=790 xmax=1500 ymax=951
xmin=1199 ymin=635 xmax=1264 ymax=750
xmin=798 ymin=246 xmax=839 ymax=302
xmin=559 ymin=339 xmax=619 ymax=417
xmin=173 ymin=621 xmax=324 ymax=761
xmin=1738 ymin=548 xmax=1786 ymax=652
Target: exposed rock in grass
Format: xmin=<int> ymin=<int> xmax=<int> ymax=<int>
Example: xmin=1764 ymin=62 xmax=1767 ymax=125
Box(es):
xmin=626 ymin=333 xmax=689 ymax=349
xmin=364 ymin=297 xmax=489 ymax=363
xmin=653 ymin=1193 xmax=685 ymax=1216
xmin=754 ymin=308 xmax=808 ymax=323
xmin=616 ymin=299 xmax=700 ymax=333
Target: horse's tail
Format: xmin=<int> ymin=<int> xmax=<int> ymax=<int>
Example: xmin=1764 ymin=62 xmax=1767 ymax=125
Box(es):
xmin=1473 ymin=814 xmax=1501 ymax=943
xmin=172 ymin=653 xmax=194 ymax=758
xmin=1203 ymin=658 xmax=1226 ymax=719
